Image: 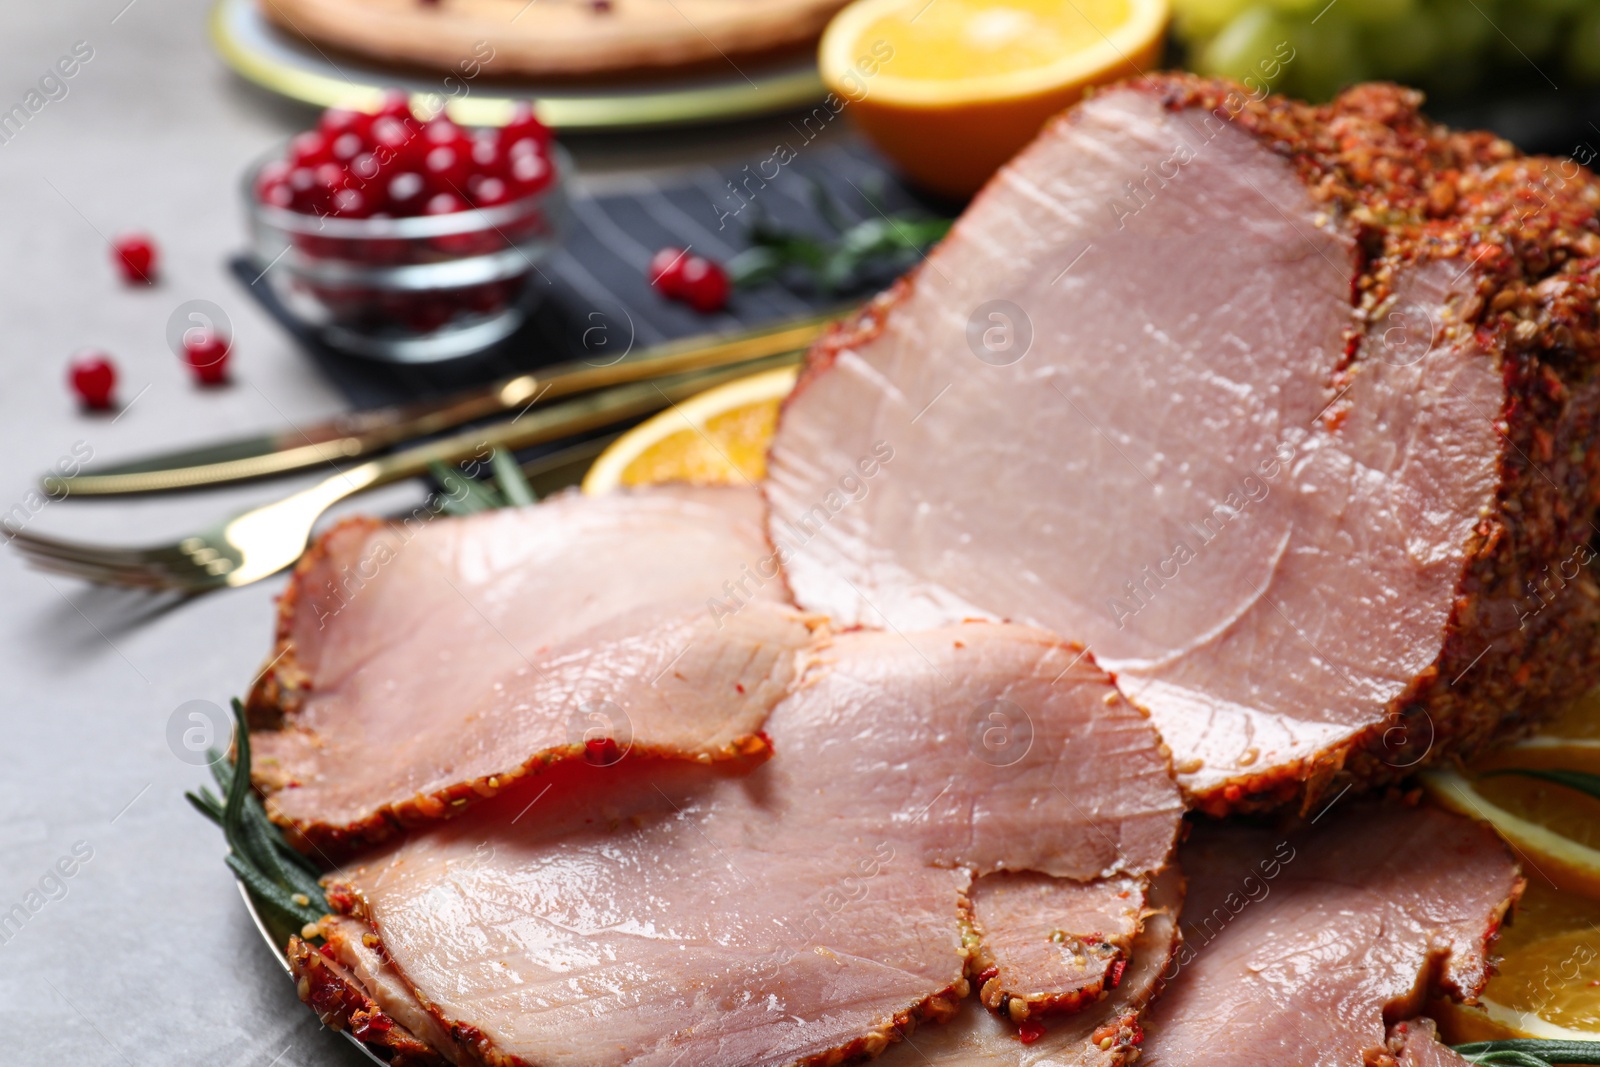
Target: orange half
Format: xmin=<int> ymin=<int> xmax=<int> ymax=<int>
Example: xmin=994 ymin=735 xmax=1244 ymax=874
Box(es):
xmin=819 ymin=0 xmax=1169 ymax=197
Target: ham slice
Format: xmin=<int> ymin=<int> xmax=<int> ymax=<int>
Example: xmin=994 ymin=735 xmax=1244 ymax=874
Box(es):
xmin=247 ymin=486 xmax=818 ymax=854
xmin=870 ymin=867 xmax=1184 ymax=1067
xmin=1388 ymin=1019 xmax=1474 ymax=1067
xmin=1140 ymin=803 xmax=1521 ymax=1067
xmin=765 ymin=75 xmax=1600 ymax=814
xmin=322 ymin=624 xmax=1184 ymax=1066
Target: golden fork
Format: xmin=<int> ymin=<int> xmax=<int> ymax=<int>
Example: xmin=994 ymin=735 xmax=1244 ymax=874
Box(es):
xmin=8 ymin=357 xmax=793 ymax=594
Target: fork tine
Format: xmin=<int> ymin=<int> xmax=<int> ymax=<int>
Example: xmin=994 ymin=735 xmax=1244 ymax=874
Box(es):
xmin=16 ymin=549 xmax=189 ymax=591
xmin=7 ymin=528 xmax=175 ymax=567
xmin=7 ymin=537 xmax=187 ymax=582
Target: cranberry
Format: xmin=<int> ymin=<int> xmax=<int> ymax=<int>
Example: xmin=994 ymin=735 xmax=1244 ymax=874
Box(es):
xmin=288 ymin=130 xmax=332 ymax=167
xmin=348 ymin=151 xmax=385 ymax=187
xmin=331 ymin=185 xmax=374 ymax=218
xmin=469 ymin=132 xmax=505 ymax=176
xmin=467 ymin=175 xmax=513 ymax=208
xmin=678 ymin=255 xmax=729 ymax=312
xmin=422 ymin=116 xmax=471 ymax=151
xmin=112 ymin=233 xmax=158 ymax=284
xmin=505 ymin=144 xmax=551 ymax=194
xmin=255 ymin=159 xmax=291 ymax=198
xmin=499 ymin=102 xmax=551 ymax=151
xmin=259 ymin=179 xmax=294 ymax=209
xmin=286 ymin=166 xmax=326 ymax=214
xmin=182 ymin=328 xmax=231 ymax=385
xmin=386 ymin=171 xmax=429 ymax=216
xmin=68 ymin=351 xmax=117 ymax=410
xmin=318 ymin=107 xmax=372 ymax=142
xmin=369 ymin=115 xmax=423 ymax=171
xmin=255 ymin=162 xmax=295 ymax=209
xmin=1017 ymin=1019 xmax=1045 ymax=1045
xmin=329 ymin=130 xmax=365 ymax=163
xmin=424 ymin=191 xmax=466 ymax=216
xmin=648 ymin=246 xmax=690 ymax=296
xmin=374 ymin=89 xmax=417 ymax=128
xmin=422 ymin=143 xmax=472 ymax=195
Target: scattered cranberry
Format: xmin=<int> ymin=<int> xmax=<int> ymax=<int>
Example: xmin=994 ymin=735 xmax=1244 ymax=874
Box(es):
xmin=182 ymin=328 xmax=231 ymax=385
xmin=68 ymin=351 xmax=118 ymax=410
xmin=1017 ymin=1019 xmax=1046 ymax=1045
xmin=678 ymin=254 xmax=729 ymax=312
xmin=649 ymin=246 xmax=690 ymax=296
xmin=112 ymin=233 xmax=158 ymax=284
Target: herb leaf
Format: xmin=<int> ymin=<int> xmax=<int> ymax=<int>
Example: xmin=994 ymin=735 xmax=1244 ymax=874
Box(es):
xmin=1480 ymin=767 xmax=1600 ymax=803
xmin=429 ymin=461 xmax=503 ymax=515
xmin=184 ymin=699 xmax=326 ymax=932
xmin=1454 ymin=1039 xmax=1600 ymax=1066
xmin=491 ymin=448 xmax=537 ymax=507
xmin=729 ymin=181 xmax=951 ymax=295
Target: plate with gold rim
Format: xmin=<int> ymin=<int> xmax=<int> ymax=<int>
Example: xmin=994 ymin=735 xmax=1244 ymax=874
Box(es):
xmin=210 ymin=0 xmax=827 ymax=132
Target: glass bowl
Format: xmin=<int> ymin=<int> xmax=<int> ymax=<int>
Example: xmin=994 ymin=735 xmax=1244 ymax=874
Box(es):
xmin=241 ymin=146 xmax=569 ymax=363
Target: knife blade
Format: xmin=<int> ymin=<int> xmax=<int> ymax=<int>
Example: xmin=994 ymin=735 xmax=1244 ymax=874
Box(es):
xmin=50 ymin=312 xmax=838 ymax=497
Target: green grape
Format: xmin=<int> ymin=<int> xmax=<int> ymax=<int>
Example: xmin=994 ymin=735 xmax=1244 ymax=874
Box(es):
xmin=1172 ymin=0 xmax=1258 ymax=37
xmin=1337 ymin=0 xmax=1418 ymax=27
xmin=1285 ymin=12 xmax=1366 ymax=100
xmin=1263 ymin=0 xmax=1324 ymax=13
xmin=1362 ymin=8 xmax=1442 ymax=77
xmin=1198 ymin=5 xmax=1299 ymax=86
xmin=1530 ymin=0 xmax=1588 ymax=16
xmin=1565 ymin=6 xmax=1600 ymax=82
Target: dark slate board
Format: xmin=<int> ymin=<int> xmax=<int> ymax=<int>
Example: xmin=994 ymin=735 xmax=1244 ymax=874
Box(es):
xmin=231 ymin=136 xmax=949 ymax=410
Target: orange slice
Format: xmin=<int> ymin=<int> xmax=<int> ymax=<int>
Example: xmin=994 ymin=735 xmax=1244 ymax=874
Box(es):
xmin=581 ymin=366 xmax=796 ymax=494
xmin=819 ymin=0 xmax=1168 ymax=198
xmin=1422 ymin=690 xmax=1600 ymax=1040
xmin=1430 ymin=879 xmax=1600 ymax=1042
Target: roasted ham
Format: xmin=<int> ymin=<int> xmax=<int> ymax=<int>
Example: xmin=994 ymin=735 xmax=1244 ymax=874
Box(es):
xmin=247 ymin=486 xmax=818 ymax=853
xmin=1140 ymin=803 xmax=1521 ymax=1067
xmin=322 ymin=625 xmax=1184 ymax=1066
xmin=765 ymin=75 xmax=1600 ymax=814
xmin=870 ymin=867 xmax=1184 ymax=1067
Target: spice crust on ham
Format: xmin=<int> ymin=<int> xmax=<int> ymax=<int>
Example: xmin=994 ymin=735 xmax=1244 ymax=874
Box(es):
xmin=768 ymin=74 xmax=1600 ymax=817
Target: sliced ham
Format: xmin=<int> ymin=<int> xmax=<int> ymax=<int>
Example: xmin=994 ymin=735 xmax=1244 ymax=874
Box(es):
xmin=1140 ymin=803 xmax=1521 ymax=1067
xmin=870 ymin=866 xmax=1184 ymax=1067
xmin=287 ymin=930 xmax=452 ymax=1067
xmin=322 ymin=624 xmax=1184 ymax=1066
xmin=247 ymin=486 xmax=818 ymax=854
xmin=1388 ymin=1019 xmax=1475 ymax=1067
xmin=967 ymin=872 xmax=1145 ymax=1019
xmin=765 ymin=75 xmax=1600 ymax=813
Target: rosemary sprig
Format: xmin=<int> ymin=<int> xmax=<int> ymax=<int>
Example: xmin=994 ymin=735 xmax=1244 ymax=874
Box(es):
xmin=1481 ymin=767 xmax=1600 ymax=801
xmin=729 ymin=179 xmax=951 ymax=295
xmin=1454 ymin=1039 xmax=1600 ymax=1066
xmin=429 ymin=446 xmax=540 ymax=516
xmin=184 ymin=698 xmax=327 ymax=931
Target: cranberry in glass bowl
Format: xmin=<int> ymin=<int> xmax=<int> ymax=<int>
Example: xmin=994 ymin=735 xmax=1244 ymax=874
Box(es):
xmin=242 ymin=96 xmax=568 ymax=363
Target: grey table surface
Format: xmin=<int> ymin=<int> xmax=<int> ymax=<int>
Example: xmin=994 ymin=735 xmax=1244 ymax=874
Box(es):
xmin=0 ymin=3 xmax=811 ymax=1062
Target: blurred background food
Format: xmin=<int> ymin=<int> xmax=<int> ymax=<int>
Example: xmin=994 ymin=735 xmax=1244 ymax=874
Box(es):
xmin=1172 ymin=0 xmax=1600 ymax=103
